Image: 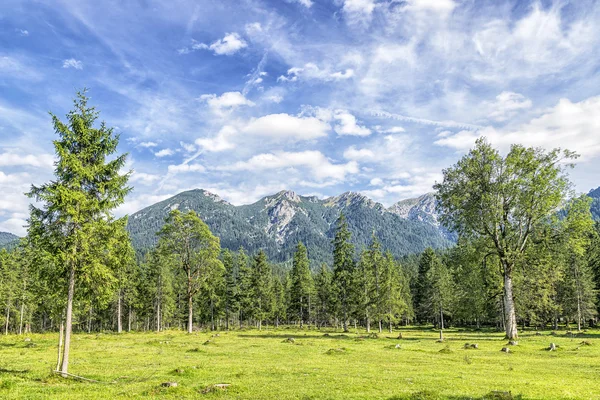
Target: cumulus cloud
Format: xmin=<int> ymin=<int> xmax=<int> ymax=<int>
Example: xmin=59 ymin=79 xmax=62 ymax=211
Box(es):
xmin=138 ymin=141 xmax=158 ymax=148
xmin=342 ymin=0 xmax=376 ymax=27
xmin=217 ymin=151 xmax=359 ymax=181
xmin=167 ymin=163 xmax=206 ymax=174
xmin=196 ymin=125 xmax=237 ymax=152
xmin=278 ymin=63 xmax=354 ymax=82
xmin=200 ymin=91 xmax=254 ymax=115
xmin=485 ymin=91 xmax=532 ymax=122
xmin=130 ymin=172 xmax=160 ymax=185
xmin=180 ymin=33 xmax=247 ymax=56
xmin=287 ymin=0 xmax=313 ymax=8
xmin=333 ymin=110 xmax=371 ymax=136
xmin=62 ymin=58 xmax=83 ymax=69
xmin=243 ymin=113 xmax=330 ymax=140
xmin=154 ymin=148 xmax=174 ymax=157
xmin=435 ymin=96 xmax=600 ymax=160
xmin=0 ymin=152 xmax=54 ymax=168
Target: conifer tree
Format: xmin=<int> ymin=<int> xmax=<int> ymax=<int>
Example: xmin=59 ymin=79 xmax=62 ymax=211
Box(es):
xmin=415 ymin=248 xmax=436 ymax=323
xmin=272 ymin=275 xmax=287 ymax=327
xmin=251 ymin=250 xmax=272 ymax=330
xmin=425 ymin=254 xmax=454 ymax=340
xmin=27 ymin=91 xmax=130 ymax=376
xmin=380 ymin=252 xmax=412 ymax=332
xmin=289 ymin=242 xmax=313 ymax=327
xmin=236 ymin=248 xmax=253 ymax=328
xmin=314 ymin=264 xmax=333 ymax=327
xmin=222 ymin=249 xmax=238 ymax=330
xmin=332 ymin=213 xmax=355 ymax=332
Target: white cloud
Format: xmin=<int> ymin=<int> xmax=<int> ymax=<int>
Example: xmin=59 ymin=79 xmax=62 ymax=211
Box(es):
xmin=180 ymin=141 xmax=196 ymax=153
xmin=18 ymin=29 xmax=29 ymax=36
xmin=155 ymin=148 xmax=174 ymax=157
xmin=343 ymin=146 xmax=375 ymax=161
xmin=167 ymin=163 xmax=206 ymax=174
xmin=138 ymin=141 xmax=158 ymax=148
xmin=278 ymin=63 xmax=354 ymax=82
xmin=62 ymin=58 xmax=83 ymax=70
xmin=435 ymin=96 xmax=600 ymax=160
xmin=0 ymin=217 xmax=26 ymax=236
xmin=342 ymin=0 xmax=376 ymax=27
xmin=288 ymin=0 xmax=313 ymax=8
xmin=485 ymin=91 xmax=532 ymax=122
xmin=218 ymin=151 xmax=359 ymax=181
xmin=406 ymin=0 xmax=456 ymax=13
xmin=200 ymin=91 xmax=254 ymax=115
xmin=181 ymin=33 xmax=248 ymax=56
xmin=130 ymin=172 xmax=160 ymax=185
xmin=333 ymin=110 xmax=371 ymax=136
xmin=370 ymin=177 xmax=383 ymax=186
xmin=376 ymin=126 xmax=405 ymax=133
xmin=196 ymin=125 xmax=237 ymax=152
xmin=243 ymin=113 xmax=330 ymax=140
xmin=0 ymin=152 xmax=54 ymax=168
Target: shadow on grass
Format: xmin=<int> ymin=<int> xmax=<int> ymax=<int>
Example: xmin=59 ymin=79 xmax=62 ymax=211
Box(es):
xmin=238 ymin=333 xmax=355 ymax=340
xmin=0 ymin=367 xmax=30 ymax=374
xmin=0 ymin=343 xmax=16 ymax=347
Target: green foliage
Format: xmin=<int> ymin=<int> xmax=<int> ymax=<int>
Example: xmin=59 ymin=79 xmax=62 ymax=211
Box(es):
xmin=289 ymin=242 xmax=314 ymax=324
xmin=332 ymin=214 xmax=356 ymax=331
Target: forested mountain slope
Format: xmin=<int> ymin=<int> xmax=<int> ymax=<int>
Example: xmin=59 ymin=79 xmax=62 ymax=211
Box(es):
xmin=126 ymin=189 xmax=452 ymax=264
xmin=0 ymin=232 xmax=19 ymax=250
xmin=589 ymin=186 xmax=600 ymax=220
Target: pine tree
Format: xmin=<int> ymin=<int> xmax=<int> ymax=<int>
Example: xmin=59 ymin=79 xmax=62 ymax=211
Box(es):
xmin=236 ymin=248 xmax=253 ymax=328
xmin=380 ymin=252 xmax=412 ymax=332
xmin=157 ymin=209 xmax=222 ymax=333
xmin=27 ymin=91 xmax=131 ymax=376
xmin=289 ymin=242 xmax=313 ymax=327
xmin=314 ymin=264 xmax=333 ymax=327
xmin=415 ymin=248 xmax=436 ymax=323
xmin=222 ymin=249 xmax=238 ymax=330
xmin=251 ymin=250 xmax=273 ymax=330
xmin=332 ymin=213 xmax=355 ymax=332
xmin=272 ymin=276 xmax=287 ymax=327
xmin=425 ymin=254 xmax=454 ymax=340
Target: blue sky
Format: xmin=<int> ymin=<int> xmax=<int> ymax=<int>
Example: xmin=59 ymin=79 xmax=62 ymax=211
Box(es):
xmin=1 ymin=0 xmax=600 ymax=235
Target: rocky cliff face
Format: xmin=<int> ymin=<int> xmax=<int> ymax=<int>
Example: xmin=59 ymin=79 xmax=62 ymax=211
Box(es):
xmin=127 ymin=188 xmax=453 ymax=263
xmin=388 ymin=193 xmax=440 ymax=227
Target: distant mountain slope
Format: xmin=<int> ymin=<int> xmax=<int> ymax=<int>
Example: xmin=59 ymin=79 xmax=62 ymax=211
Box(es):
xmin=0 ymin=232 xmax=20 ymax=250
xmin=588 ymin=187 xmax=600 ymax=220
xmin=127 ymin=189 xmax=453 ymax=264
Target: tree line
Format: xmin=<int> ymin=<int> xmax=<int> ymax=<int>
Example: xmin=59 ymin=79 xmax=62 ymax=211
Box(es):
xmin=1 ymin=92 xmax=600 ymax=375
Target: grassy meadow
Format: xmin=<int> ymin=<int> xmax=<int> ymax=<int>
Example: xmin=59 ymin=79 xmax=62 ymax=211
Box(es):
xmin=0 ymin=327 xmax=598 ymax=399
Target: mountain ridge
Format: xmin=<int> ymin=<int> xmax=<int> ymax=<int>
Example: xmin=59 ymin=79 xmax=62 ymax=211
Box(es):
xmin=126 ymin=188 xmax=451 ymax=264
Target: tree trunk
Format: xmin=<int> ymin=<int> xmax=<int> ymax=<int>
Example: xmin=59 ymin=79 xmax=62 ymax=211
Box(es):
xmin=117 ymin=291 xmax=122 ymax=334
xmin=55 ymin=320 xmax=64 ymax=371
xmin=87 ymin=307 xmax=92 ymax=334
xmin=187 ymin=291 xmax=193 ymax=334
xmin=19 ymin=302 xmax=25 ymax=335
xmin=378 ymin=320 xmax=382 ymax=333
xmin=60 ymin=262 xmax=76 ymax=377
xmin=4 ymin=302 xmax=10 ymax=335
xmin=128 ymin=306 xmax=132 ymax=332
xmin=439 ymin=306 xmax=444 ymax=341
xmin=156 ymin=298 xmax=161 ymax=332
xmin=503 ymin=272 xmax=518 ymax=340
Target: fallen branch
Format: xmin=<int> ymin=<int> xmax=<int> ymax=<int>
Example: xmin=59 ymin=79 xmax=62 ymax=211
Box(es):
xmin=52 ymin=370 xmax=113 ymax=384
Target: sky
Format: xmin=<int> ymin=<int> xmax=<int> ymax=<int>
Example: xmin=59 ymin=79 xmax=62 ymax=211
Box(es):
xmin=1 ymin=0 xmax=600 ymax=236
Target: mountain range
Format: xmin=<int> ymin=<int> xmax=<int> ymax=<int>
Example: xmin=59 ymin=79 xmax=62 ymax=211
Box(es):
xmin=126 ymin=189 xmax=453 ymax=264
xmin=3 ymin=187 xmax=600 ymax=263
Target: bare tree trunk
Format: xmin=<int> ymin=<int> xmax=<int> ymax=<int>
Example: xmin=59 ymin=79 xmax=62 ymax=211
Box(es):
xmin=117 ymin=291 xmax=122 ymax=334
xmin=55 ymin=319 xmax=64 ymax=372
xmin=156 ymin=299 xmax=161 ymax=332
xmin=439 ymin=306 xmax=444 ymax=341
xmin=19 ymin=302 xmax=25 ymax=335
xmin=4 ymin=302 xmax=10 ymax=335
xmin=60 ymin=263 xmax=76 ymax=377
xmin=187 ymin=291 xmax=193 ymax=334
xmin=378 ymin=320 xmax=382 ymax=333
xmin=503 ymin=273 xmax=518 ymax=340
xmin=128 ymin=306 xmax=132 ymax=332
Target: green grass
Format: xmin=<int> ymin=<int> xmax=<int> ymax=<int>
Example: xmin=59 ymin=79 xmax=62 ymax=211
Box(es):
xmin=0 ymin=327 xmax=598 ymax=399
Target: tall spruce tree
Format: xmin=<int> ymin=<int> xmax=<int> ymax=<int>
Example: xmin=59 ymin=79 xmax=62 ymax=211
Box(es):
xmin=314 ymin=264 xmax=333 ymax=327
xmin=332 ymin=213 xmax=355 ymax=332
xmin=157 ymin=209 xmax=222 ymax=333
xmin=289 ymin=242 xmax=313 ymax=327
xmin=435 ymin=138 xmax=575 ymax=340
xmin=251 ymin=250 xmax=272 ymax=330
xmin=27 ymin=91 xmax=130 ymax=376
xmin=415 ymin=248 xmax=436 ymax=323
xmin=222 ymin=249 xmax=238 ymax=330
xmin=380 ymin=252 xmax=412 ymax=332
xmin=236 ymin=248 xmax=253 ymax=328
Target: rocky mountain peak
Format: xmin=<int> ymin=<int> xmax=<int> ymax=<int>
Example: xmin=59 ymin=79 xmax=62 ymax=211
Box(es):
xmin=326 ymin=191 xmax=381 ymax=210
xmin=388 ymin=193 xmax=439 ymax=226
